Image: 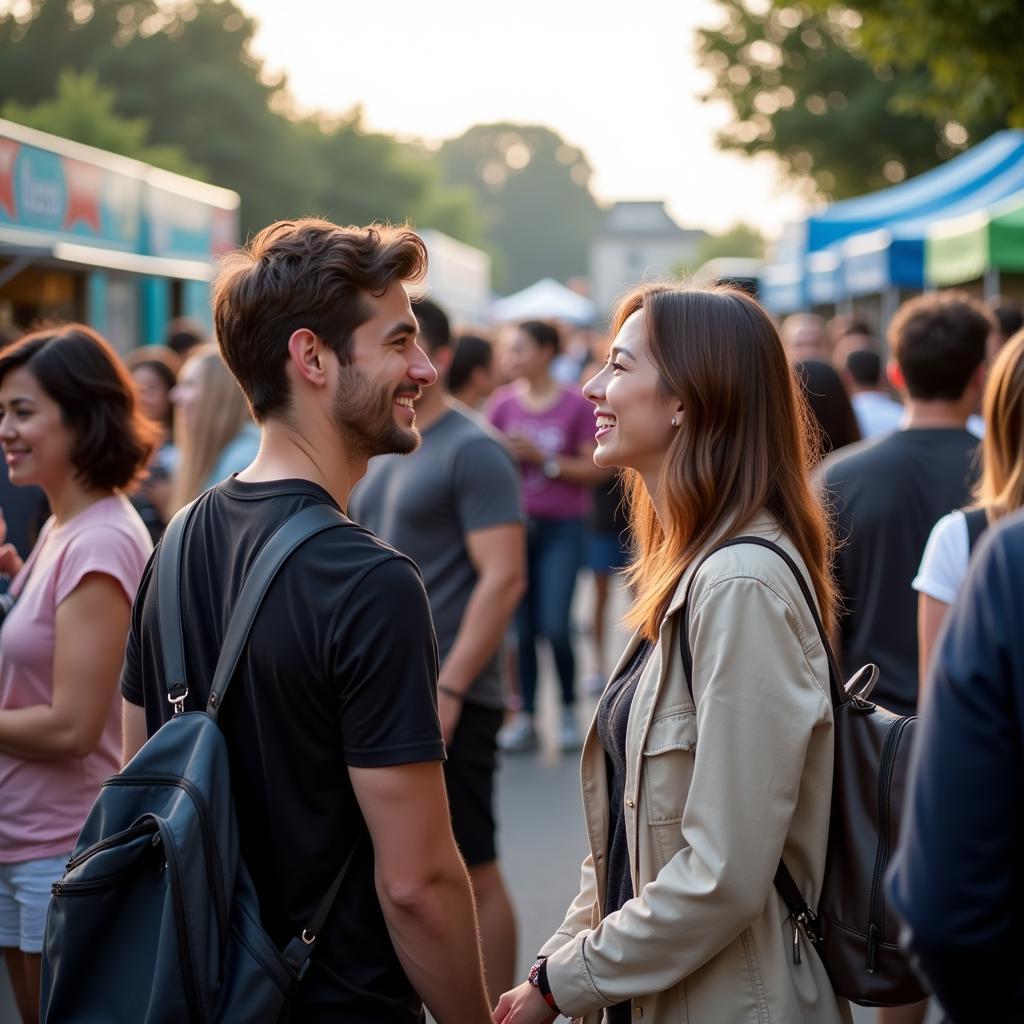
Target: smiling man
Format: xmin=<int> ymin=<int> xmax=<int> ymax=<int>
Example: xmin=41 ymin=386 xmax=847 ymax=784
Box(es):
xmin=119 ymin=219 xmax=491 ymax=1023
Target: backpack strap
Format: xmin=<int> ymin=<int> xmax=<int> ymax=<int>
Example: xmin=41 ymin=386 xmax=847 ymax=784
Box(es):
xmin=963 ymin=507 xmax=989 ymax=555
xmin=156 ymin=498 xmax=204 ymax=712
xmin=676 ymin=534 xmax=840 ymax=950
xmin=206 ymin=503 xmax=350 ymax=717
xmin=677 ymin=535 xmax=846 ymax=711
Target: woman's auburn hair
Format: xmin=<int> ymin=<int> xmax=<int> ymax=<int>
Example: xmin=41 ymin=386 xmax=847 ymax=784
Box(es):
xmin=976 ymin=327 xmax=1024 ymax=519
xmin=615 ymin=283 xmax=838 ymax=641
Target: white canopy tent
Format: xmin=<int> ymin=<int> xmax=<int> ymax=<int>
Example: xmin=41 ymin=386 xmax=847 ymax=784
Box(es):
xmin=490 ymin=278 xmax=596 ymax=325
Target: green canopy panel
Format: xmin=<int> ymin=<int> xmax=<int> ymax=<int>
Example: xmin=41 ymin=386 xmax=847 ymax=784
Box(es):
xmin=927 ymin=191 xmax=1024 ymax=286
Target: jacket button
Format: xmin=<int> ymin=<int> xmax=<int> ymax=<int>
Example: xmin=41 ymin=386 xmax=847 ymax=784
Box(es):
xmin=625 ymin=798 xmax=635 ymax=807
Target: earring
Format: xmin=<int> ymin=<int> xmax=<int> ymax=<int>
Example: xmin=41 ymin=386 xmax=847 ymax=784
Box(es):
xmin=671 ymin=415 xmax=679 ymax=427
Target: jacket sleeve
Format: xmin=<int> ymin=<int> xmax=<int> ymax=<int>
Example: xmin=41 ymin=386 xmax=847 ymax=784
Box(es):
xmin=544 ymin=574 xmax=832 ymax=1016
xmin=537 ymin=854 xmax=599 ymax=957
xmin=889 ymin=528 xmax=1024 ymax=1020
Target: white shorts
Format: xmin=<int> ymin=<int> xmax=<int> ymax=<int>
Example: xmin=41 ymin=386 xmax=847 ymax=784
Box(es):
xmin=0 ymin=854 xmax=69 ymax=953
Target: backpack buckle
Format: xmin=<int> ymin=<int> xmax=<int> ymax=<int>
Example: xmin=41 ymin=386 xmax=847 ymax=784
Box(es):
xmin=167 ymin=683 xmax=188 ymax=715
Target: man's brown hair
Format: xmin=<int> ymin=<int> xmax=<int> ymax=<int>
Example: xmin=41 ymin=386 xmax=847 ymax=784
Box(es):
xmin=213 ymin=218 xmax=428 ymax=421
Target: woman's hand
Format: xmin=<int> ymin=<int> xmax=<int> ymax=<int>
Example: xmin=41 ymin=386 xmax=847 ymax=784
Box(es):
xmin=0 ymin=509 xmax=24 ymax=578
xmin=492 ymin=981 xmax=557 ymax=1024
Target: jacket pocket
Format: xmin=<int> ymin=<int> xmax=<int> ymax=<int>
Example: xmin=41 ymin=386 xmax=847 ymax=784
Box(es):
xmin=641 ymin=709 xmax=698 ymax=825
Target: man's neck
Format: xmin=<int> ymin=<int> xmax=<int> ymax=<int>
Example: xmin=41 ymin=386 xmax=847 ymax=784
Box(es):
xmin=902 ymin=398 xmax=971 ymax=430
xmin=235 ymin=419 xmax=364 ymax=512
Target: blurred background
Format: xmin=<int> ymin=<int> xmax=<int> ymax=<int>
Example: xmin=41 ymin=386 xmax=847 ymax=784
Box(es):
xmin=1 ymin=0 xmax=1021 ymax=346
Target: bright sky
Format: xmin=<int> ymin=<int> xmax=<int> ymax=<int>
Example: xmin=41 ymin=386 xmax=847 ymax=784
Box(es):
xmin=240 ymin=0 xmax=809 ymax=239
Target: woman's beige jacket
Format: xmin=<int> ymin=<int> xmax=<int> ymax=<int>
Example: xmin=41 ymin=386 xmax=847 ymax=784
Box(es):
xmin=540 ymin=516 xmax=851 ymax=1024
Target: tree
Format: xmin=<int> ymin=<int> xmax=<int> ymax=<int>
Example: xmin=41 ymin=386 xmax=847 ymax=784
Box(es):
xmin=697 ymin=223 xmax=766 ymax=263
xmin=695 ymin=1 xmax=1005 ymax=200
xmin=2 ymin=69 xmax=202 ymax=177
xmin=0 ymin=0 xmax=482 ymax=242
xmin=806 ymin=0 xmax=1024 ymax=129
xmin=438 ymin=123 xmax=603 ymax=293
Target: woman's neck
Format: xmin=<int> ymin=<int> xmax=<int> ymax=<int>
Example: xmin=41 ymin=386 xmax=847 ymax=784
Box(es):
xmin=46 ymin=478 xmax=114 ymax=527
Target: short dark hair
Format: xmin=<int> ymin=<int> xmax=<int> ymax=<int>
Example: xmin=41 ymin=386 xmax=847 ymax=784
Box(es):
xmin=889 ymin=292 xmax=994 ymax=400
xmin=518 ymin=320 xmax=560 ymax=353
xmin=988 ymin=296 xmax=1024 ymax=342
xmin=164 ymin=318 xmax=208 ymax=357
xmin=214 ymin=218 xmax=428 ymax=422
xmin=411 ymin=298 xmax=451 ymax=354
xmin=0 ymin=324 xmax=156 ymax=490
xmin=448 ymin=334 xmax=493 ymax=393
xmin=845 ymin=347 xmax=883 ymax=387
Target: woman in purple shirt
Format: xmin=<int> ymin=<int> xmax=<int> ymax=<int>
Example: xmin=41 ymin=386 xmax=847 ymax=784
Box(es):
xmin=489 ymin=321 xmax=608 ymax=752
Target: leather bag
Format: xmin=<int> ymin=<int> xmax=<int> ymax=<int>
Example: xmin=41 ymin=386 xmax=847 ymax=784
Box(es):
xmin=679 ymin=536 xmax=928 ymax=1007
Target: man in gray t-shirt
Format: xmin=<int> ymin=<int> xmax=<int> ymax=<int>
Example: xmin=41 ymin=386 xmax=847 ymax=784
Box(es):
xmin=349 ymin=299 xmax=524 ymax=999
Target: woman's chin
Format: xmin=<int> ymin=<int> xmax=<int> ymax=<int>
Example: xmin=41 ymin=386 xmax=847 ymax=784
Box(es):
xmin=593 ymin=443 xmax=625 ymax=471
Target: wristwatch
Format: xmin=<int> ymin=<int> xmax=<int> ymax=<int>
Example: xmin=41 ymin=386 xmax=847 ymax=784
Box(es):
xmin=527 ymin=958 xmax=561 ymax=1014
xmin=542 ymin=457 xmax=561 ymax=479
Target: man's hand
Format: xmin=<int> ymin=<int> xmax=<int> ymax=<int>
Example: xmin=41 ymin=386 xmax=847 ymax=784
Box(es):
xmin=438 ymin=688 xmax=463 ymax=746
xmin=492 ymin=981 xmax=557 ymax=1024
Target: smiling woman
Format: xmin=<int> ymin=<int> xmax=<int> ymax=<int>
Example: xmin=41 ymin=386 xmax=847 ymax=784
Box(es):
xmin=0 ymin=325 xmax=155 ymax=1024
xmin=496 ymin=284 xmax=845 ymax=1024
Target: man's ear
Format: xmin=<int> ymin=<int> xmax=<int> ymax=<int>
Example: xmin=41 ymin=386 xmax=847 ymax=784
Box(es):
xmin=887 ymin=359 xmax=906 ymax=393
xmin=287 ymin=329 xmax=329 ymax=387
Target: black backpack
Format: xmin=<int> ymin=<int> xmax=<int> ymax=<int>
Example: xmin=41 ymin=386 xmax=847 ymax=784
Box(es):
xmin=41 ymin=501 xmax=356 ymax=1023
xmin=679 ymin=536 xmax=927 ymax=1007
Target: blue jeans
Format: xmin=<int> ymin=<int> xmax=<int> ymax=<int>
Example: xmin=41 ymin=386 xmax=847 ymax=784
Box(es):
xmin=517 ymin=517 xmax=585 ymax=714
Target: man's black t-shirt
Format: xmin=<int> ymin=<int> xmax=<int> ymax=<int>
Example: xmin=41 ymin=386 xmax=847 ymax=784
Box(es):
xmin=820 ymin=427 xmax=980 ymax=716
xmin=121 ymin=477 xmax=444 ymax=1023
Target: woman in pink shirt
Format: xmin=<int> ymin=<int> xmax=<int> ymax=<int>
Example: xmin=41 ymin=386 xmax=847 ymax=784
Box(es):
xmin=0 ymin=325 xmax=154 ymax=1023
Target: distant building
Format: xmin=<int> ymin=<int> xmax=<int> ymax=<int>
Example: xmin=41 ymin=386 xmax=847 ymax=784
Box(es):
xmin=416 ymin=228 xmax=491 ymax=329
xmin=589 ymin=201 xmax=706 ymax=318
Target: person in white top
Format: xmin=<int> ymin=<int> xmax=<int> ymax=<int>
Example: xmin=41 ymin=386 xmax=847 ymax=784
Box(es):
xmin=838 ymin=346 xmax=905 ymax=438
xmin=915 ymin=328 xmax=1024 ymax=702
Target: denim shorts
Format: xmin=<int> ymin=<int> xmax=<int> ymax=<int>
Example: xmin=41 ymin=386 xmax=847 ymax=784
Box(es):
xmin=0 ymin=853 xmax=68 ymax=953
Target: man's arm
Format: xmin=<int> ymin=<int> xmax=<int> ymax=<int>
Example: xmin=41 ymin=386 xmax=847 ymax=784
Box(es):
xmin=350 ymin=761 xmax=491 ymax=1023
xmin=437 ymin=522 xmax=525 ymax=742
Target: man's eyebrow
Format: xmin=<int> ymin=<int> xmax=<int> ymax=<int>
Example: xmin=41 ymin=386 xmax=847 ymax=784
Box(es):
xmin=610 ymin=345 xmax=635 ymax=361
xmin=385 ymin=320 xmax=418 ymax=340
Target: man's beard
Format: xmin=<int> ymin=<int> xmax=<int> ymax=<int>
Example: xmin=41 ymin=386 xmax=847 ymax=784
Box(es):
xmin=332 ymin=364 xmax=421 ymax=458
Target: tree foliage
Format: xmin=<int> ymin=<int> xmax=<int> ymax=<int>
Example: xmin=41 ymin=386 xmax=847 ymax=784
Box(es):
xmin=0 ymin=0 xmax=481 ymax=243
xmin=807 ymin=0 xmax=1024 ymax=128
xmin=2 ymin=69 xmax=202 ymax=177
xmin=695 ymin=1 xmax=1005 ymax=200
xmin=697 ymin=222 xmax=766 ymax=263
xmin=438 ymin=123 xmax=603 ymax=293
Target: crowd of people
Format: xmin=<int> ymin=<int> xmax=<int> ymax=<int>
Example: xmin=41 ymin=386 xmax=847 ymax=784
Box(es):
xmin=0 ymin=214 xmax=1022 ymax=1024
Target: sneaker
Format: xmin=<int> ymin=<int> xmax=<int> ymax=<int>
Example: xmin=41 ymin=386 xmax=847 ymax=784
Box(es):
xmin=498 ymin=714 xmax=538 ymax=753
xmin=582 ymin=671 xmax=606 ymax=696
xmin=558 ymin=707 xmax=583 ymax=751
